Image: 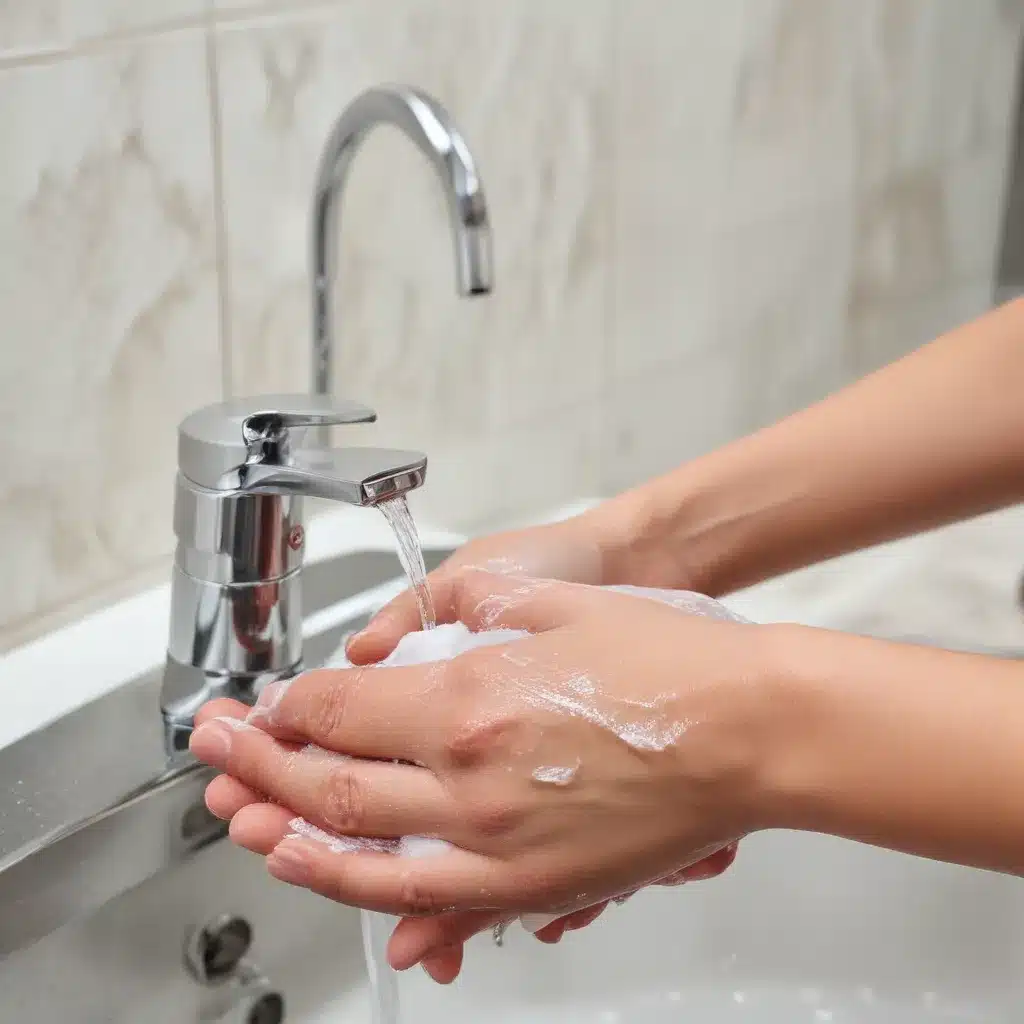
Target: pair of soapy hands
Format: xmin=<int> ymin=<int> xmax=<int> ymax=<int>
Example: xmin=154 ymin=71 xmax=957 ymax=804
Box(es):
xmin=191 ymin=517 xmax=762 ymax=983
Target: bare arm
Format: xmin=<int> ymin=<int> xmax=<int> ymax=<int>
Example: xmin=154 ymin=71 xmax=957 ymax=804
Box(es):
xmin=760 ymin=626 xmax=1024 ymax=875
xmin=592 ymin=299 xmax=1024 ymax=595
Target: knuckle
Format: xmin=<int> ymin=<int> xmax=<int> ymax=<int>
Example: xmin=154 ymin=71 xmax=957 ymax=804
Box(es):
xmin=398 ymin=874 xmax=445 ymax=917
xmin=443 ymin=718 xmax=510 ymax=769
xmin=466 ymin=798 xmax=523 ymax=839
xmin=306 ymin=674 xmax=354 ymax=740
xmin=320 ymin=767 xmax=365 ymax=833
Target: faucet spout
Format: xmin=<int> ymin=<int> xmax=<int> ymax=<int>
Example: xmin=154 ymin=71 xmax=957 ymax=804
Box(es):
xmin=310 ymin=84 xmax=494 ymax=399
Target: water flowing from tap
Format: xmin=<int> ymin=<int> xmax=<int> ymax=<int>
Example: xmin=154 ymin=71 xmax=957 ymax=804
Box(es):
xmin=359 ymin=495 xmax=439 ymax=1024
xmin=377 ymin=496 xmax=436 ymax=631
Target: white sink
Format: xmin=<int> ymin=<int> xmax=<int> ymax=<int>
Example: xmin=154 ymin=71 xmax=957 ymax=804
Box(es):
xmin=2 ymin=502 xmax=1023 ymax=1022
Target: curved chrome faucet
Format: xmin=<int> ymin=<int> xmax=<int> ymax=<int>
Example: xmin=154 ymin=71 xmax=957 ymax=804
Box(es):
xmin=310 ymin=84 xmax=494 ymax=402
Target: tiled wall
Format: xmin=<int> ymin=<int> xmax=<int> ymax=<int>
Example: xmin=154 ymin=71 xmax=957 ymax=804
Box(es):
xmin=1 ymin=0 xmax=1021 ymax=649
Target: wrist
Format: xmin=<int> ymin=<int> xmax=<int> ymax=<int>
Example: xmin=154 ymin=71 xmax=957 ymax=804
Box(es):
xmin=582 ymin=484 xmax=701 ymax=592
xmin=661 ymin=621 xmax=813 ymax=841
xmin=584 ymin=466 xmax=747 ymax=595
xmin=701 ymin=621 xmax=857 ymax=839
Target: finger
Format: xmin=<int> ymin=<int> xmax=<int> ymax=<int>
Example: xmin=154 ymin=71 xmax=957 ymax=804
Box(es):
xmin=346 ymin=586 xmax=430 ymax=665
xmin=657 ymin=842 xmax=739 ymax=886
xmin=445 ymin=570 xmax=586 ymax=635
xmin=195 ymin=698 xmax=250 ymax=729
xmin=264 ymin=837 xmax=514 ymax=916
xmin=563 ymin=902 xmax=607 ymax=931
xmin=190 ymin=717 xmax=460 ymax=839
xmin=388 ymin=912 xmax=503 ymax=971
xmin=246 ymin=665 xmax=447 ymax=763
xmin=228 ymin=803 xmax=294 ymax=855
xmin=352 ymin=570 xmax=586 ymax=657
xmin=533 ymin=920 xmax=566 ymax=944
xmin=659 ymin=843 xmax=741 ymax=884
xmin=421 ymin=945 xmax=463 ymax=985
xmin=205 ymin=773 xmax=264 ymax=820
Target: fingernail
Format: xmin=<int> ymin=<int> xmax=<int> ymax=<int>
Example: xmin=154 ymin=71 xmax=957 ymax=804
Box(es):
xmin=267 ymin=840 xmax=314 ymax=886
xmin=189 ymin=721 xmax=233 ymax=764
xmin=255 ymin=680 xmax=285 ymax=708
xmin=248 ymin=679 xmax=291 ymax=725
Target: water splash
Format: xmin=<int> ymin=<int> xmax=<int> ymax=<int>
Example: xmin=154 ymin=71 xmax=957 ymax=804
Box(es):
xmin=362 ymin=908 xmax=400 ymax=1024
xmin=376 ymin=495 xmax=436 ymax=630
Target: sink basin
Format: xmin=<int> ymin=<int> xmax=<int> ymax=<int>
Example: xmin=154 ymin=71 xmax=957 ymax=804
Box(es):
xmin=2 ymin=502 xmax=1023 ymax=1021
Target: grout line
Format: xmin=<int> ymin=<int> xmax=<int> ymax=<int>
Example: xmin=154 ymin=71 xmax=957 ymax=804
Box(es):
xmin=599 ymin=0 xmax=620 ymax=498
xmin=0 ymin=0 xmax=348 ymax=70
xmin=204 ymin=25 xmax=235 ymax=399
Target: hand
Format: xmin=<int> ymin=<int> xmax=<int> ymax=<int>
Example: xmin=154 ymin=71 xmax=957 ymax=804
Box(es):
xmin=346 ymin=512 xmax=614 ymax=666
xmin=198 ymin=733 xmax=739 ymax=983
xmin=346 ymin=506 xmax=739 ymax=977
xmin=190 ymin=573 xmax=774 ymax=973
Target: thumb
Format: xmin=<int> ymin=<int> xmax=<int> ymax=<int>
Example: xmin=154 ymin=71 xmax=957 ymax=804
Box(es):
xmin=449 ymin=570 xmax=589 ymax=634
xmin=348 ymin=570 xmax=589 ymax=664
xmin=346 ymin=587 xmax=424 ymax=665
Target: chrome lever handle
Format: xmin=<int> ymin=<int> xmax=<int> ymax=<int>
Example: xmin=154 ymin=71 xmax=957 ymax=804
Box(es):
xmin=240 ymin=396 xmax=377 ymax=443
xmin=178 ymin=393 xmax=377 ymax=490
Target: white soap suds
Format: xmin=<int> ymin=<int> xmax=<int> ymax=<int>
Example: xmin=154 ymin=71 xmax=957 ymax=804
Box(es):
xmin=532 ymin=763 xmax=579 ymax=786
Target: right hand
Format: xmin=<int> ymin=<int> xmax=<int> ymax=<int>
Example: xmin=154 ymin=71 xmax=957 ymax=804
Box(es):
xmin=345 ymin=512 xmax=612 ymax=666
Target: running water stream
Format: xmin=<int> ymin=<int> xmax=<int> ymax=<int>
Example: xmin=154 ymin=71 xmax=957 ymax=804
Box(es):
xmin=377 ymin=495 xmax=437 ymax=631
xmin=363 ymin=495 xmax=437 ymax=1024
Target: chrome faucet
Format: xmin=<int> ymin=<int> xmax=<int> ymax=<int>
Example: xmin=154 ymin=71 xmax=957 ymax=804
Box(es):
xmin=310 ymin=84 xmax=494 ymax=405
xmin=160 ymin=395 xmax=428 ymax=751
xmin=161 ymin=85 xmax=494 ymax=749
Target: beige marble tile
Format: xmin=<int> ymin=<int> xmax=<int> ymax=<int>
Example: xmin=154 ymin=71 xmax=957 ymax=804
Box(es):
xmin=847 ymin=282 xmax=995 ymax=378
xmin=723 ymin=0 xmax=857 ymax=224
xmin=0 ymin=31 xmax=222 ymax=637
xmin=851 ymin=0 xmax=1024 ymax=187
xmin=944 ymin=147 xmax=1013 ymax=286
xmin=852 ymin=148 xmax=1011 ymax=309
xmin=602 ymin=345 xmax=749 ymax=495
xmin=211 ymin=0 xmax=312 ymax=10
xmin=214 ymin=0 xmax=613 ymax=468
xmin=707 ymin=198 xmax=857 ymax=431
xmin=610 ymin=0 xmax=745 ymax=377
xmin=409 ymin=403 xmax=603 ymax=532
xmin=0 ymin=0 xmax=206 ymax=59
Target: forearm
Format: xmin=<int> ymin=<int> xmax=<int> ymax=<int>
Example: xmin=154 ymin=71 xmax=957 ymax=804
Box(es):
xmin=761 ymin=627 xmax=1024 ymax=875
xmin=594 ymin=299 xmax=1024 ymax=595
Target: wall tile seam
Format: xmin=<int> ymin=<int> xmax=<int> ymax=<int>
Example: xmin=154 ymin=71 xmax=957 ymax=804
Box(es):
xmin=0 ymin=0 xmax=353 ymax=70
xmin=204 ymin=24 xmax=234 ymax=399
xmin=601 ymin=0 xmax=624 ymax=499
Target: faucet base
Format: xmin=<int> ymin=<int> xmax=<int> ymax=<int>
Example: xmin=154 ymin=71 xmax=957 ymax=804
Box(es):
xmin=160 ymin=658 xmax=298 ymax=754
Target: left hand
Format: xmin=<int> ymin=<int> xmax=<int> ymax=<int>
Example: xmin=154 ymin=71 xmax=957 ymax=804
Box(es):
xmin=191 ymin=572 xmax=773 ymax=977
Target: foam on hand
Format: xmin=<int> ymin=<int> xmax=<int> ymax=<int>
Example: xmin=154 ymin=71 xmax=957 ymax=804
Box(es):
xmin=291 ymin=585 xmax=750 ymax=934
